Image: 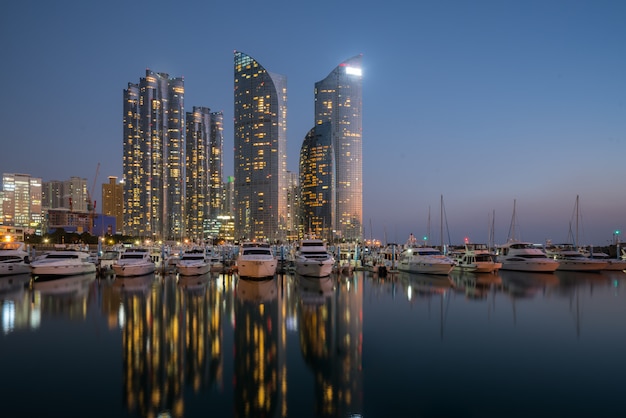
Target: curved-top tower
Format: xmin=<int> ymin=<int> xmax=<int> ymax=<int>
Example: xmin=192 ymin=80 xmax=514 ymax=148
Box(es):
xmin=299 ymin=121 xmax=334 ymax=239
xmin=314 ymin=55 xmax=363 ymax=241
xmin=234 ymin=51 xmax=287 ymax=242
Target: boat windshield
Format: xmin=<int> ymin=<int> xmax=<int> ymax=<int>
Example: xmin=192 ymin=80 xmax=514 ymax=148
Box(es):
xmin=243 ymin=249 xmax=273 ymax=255
xmin=0 ymin=242 xmax=24 ymax=250
xmin=101 ymin=251 xmax=120 ymax=260
xmin=121 ymin=253 xmax=147 ymax=259
xmin=46 ymin=254 xmax=80 ymax=259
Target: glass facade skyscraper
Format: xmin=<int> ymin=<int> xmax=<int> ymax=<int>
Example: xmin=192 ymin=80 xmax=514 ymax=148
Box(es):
xmin=185 ymin=106 xmax=211 ymax=242
xmin=1 ymin=173 xmax=42 ymax=232
xmin=123 ymin=69 xmax=185 ymax=241
xmin=209 ymin=111 xmax=224 ymax=219
xmin=299 ymin=121 xmax=334 ymax=240
xmin=314 ymin=55 xmax=363 ymax=241
xmin=234 ymin=51 xmax=287 ymax=242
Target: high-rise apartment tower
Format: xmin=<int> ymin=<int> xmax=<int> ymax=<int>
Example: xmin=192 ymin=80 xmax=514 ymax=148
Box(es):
xmin=123 ymin=69 xmax=185 ymax=241
xmin=314 ymin=55 xmax=363 ymax=241
xmin=233 ymin=51 xmax=287 ymax=242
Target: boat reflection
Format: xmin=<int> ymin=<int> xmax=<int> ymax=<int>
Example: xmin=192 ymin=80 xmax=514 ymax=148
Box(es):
xmin=449 ymin=270 xmax=502 ymax=300
xmin=235 ymin=276 xmax=278 ymax=303
xmin=397 ymin=271 xmax=453 ymax=300
xmin=29 ymin=273 xmax=96 ymax=322
xmin=0 ymin=273 xmax=31 ymax=297
xmin=177 ymin=271 xmax=212 ymax=291
xmin=112 ymin=272 xmax=156 ymax=294
xmin=499 ymin=270 xmax=559 ymax=298
xmin=294 ymin=273 xmax=335 ymax=305
xmin=31 ymin=271 xmax=96 ymax=295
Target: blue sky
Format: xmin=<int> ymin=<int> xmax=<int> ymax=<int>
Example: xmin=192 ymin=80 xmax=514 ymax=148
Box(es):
xmin=1 ymin=0 xmax=625 ymax=246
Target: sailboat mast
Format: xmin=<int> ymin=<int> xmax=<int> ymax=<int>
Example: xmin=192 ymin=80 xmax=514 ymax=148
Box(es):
xmin=427 ymin=206 xmax=431 ymax=246
xmin=575 ymin=195 xmax=579 ymax=248
xmin=440 ymin=195 xmax=444 ymax=251
xmin=508 ymin=199 xmax=517 ymax=242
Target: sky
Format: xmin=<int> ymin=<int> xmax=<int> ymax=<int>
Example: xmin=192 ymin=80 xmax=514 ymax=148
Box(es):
xmin=1 ymin=0 xmax=625 ymax=246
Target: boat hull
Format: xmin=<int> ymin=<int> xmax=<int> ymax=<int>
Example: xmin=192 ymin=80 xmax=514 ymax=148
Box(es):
xmin=0 ymin=262 xmax=31 ymax=276
xmin=177 ymin=263 xmax=211 ymax=276
xmin=295 ymin=259 xmax=334 ymax=277
xmin=31 ymin=263 xmax=96 ymax=278
xmin=113 ymin=263 xmax=156 ymax=277
xmin=555 ymin=260 xmax=608 ymax=272
xmin=398 ymin=262 xmax=454 ymax=275
xmin=498 ymin=260 xmax=559 ymax=272
xmin=603 ymin=260 xmax=626 ymax=271
xmin=237 ymin=259 xmax=277 ymax=279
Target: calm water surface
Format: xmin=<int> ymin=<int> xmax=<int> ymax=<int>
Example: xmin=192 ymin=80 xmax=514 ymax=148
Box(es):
xmin=1 ymin=268 xmax=625 ymax=418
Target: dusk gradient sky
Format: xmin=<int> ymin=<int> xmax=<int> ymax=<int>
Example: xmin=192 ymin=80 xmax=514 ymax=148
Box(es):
xmin=2 ymin=0 xmax=625 ymax=246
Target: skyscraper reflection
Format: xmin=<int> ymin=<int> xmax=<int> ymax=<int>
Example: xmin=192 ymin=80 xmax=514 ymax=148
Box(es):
xmin=295 ymin=274 xmax=363 ymax=417
xmin=234 ymin=276 xmax=284 ymax=417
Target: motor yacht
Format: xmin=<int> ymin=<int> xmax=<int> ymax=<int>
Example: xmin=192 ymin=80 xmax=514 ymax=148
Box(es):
xmin=544 ymin=244 xmax=608 ymax=272
xmin=97 ymin=248 xmax=121 ymax=275
xmin=205 ymin=246 xmax=224 ymax=272
xmin=585 ymin=251 xmax=626 ymax=271
xmin=496 ymin=241 xmax=559 ymax=272
xmin=397 ymin=245 xmax=455 ymax=275
xmin=294 ymin=238 xmax=335 ymax=277
xmin=30 ymin=249 xmax=96 ymax=279
xmin=176 ymin=248 xmax=211 ymax=276
xmin=113 ymin=248 xmax=156 ymax=277
xmin=236 ymin=242 xmax=277 ymax=279
xmin=451 ymin=243 xmax=501 ymax=274
xmin=0 ymin=241 xmax=31 ymax=276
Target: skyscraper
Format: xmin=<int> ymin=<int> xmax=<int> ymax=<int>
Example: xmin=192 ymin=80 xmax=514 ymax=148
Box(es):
xmin=185 ymin=106 xmax=211 ymax=242
xmin=299 ymin=121 xmax=334 ymax=240
xmin=233 ymin=51 xmax=287 ymax=242
xmin=209 ymin=111 xmax=224 ymax=219
xmin=314 ymin=55 xmax=363 ymax=241
xmin=1 ymin=173 xmax=42 ymax=233
xmin=123 ymin=69 xmax=185 ymax=241
xmin=102 ymin=176 xmax=123 ymax=235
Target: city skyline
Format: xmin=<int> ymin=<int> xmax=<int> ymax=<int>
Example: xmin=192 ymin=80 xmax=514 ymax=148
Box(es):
xmin=2 ymin=1 xmax=626 ymax=245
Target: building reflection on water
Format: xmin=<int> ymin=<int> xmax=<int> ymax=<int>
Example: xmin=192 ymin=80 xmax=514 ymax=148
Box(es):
xmin=234 ymin=276 xmax=283 ymax=417
xmin=5 ymin=269 xmax=621 ymax=416
xmin=292 ymin=274 xmax=364 ymax=417
xmin=109 ymin=273 xmax=229 ymax=417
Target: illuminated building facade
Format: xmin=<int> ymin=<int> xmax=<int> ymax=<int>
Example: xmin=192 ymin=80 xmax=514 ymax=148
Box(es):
xmin=314 ymin=55 xmax=363 ymax=241
xmin=299 ymin=122 xmax=334 ymax=240
xmin=209 ymin=111 xmax=224 ymax=219
xmin=185 ymin=106 xmax=211 ymax=242
xmin=1 ymin=173 xmax=42 ymax=233
xmin=102 ymin=176 xmax=123 ymax=234
xmin=234 ymin=51 xmax=287 ymax=242
xmin=123 ymin=69 xmax=185 ymax=241
xmin=41 ymin=177 xmax=87 ymax=212
xmin=285 ymin=170 xmax=300 ymax=241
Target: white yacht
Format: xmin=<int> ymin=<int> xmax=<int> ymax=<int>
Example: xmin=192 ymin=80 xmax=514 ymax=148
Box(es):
xmin=205 ymin=246 xmax=224 ymax=272
xmin=30 ymin=249 xmax=96 ymax=278
xmin=236 ymin=242 xmax=277 ymax=279
xmin=294 ymin=238 xmax=335 ymax=278
xmin=585 ymin=251 xmax=626 ymax=271
xmin=113 ymin=248 xmax=156 ymax=277
xmin=97 ymin=248 xmax=121 ymax=274
xmin=544 ymin=244 xmax=608 ymax=272
xmin=0 ymin=241 xmax=31 ymax=276
xmin=451 ymin=243 xmax=501 ymax=274
xmin=496 ymin=241 xmax=559 ymax=272
xmin=397 ymin=245 xmax=455 ymax=275
xmin=176 ymin=248 xmax=211 ymax=276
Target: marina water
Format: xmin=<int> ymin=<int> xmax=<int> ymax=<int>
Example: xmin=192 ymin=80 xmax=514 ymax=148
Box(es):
xmin=1 ymin=269 xmax=625 ymax=417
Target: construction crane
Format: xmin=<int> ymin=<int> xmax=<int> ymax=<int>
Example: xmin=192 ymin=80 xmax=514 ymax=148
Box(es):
xmin=87 ymin=162 xmax=100 ymax=234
